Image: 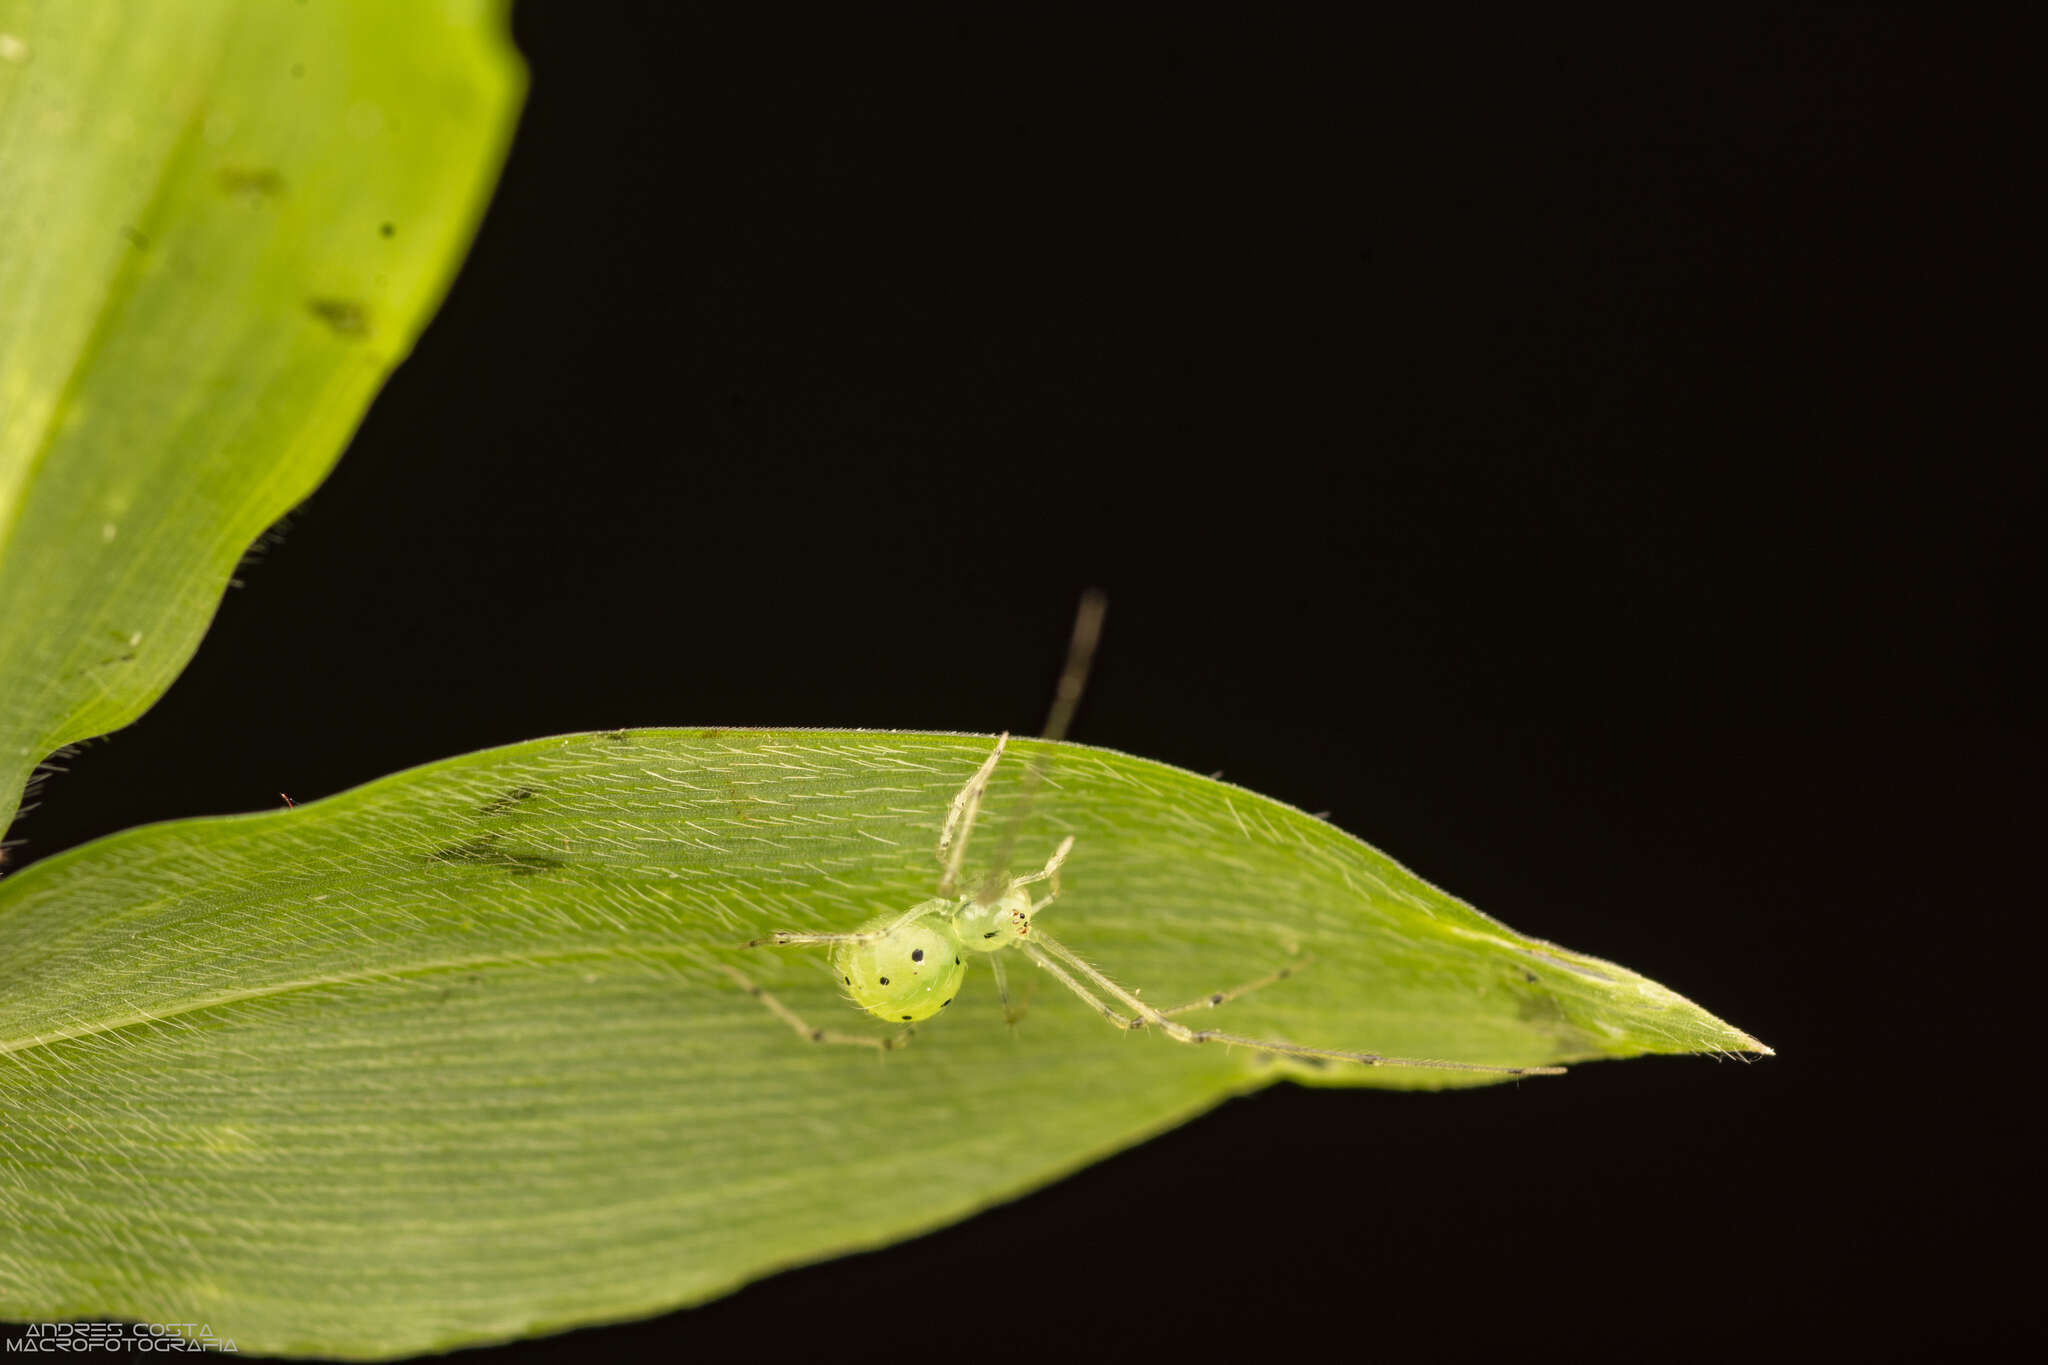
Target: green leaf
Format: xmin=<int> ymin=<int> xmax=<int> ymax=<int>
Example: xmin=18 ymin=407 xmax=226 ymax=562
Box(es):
xmin=0 ymin=730 xmax=1767 ymax=1357
xmin=0 ymin=0 xmax=525 ymax=835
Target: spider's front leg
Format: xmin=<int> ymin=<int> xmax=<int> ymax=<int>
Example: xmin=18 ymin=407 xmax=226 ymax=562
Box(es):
xmin=1024 ymin=936 xmax=1565 ymax=1077
xmin=1010 ymin=835 xmax=1075 ymax=914
xmin=937 ymin=735 xmax=1009 ymax=896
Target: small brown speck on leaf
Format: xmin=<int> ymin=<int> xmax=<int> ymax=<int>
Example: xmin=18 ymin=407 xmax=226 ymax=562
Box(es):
xmin=219 ymin=166 xmax=285 ymax=197
xmin=306 ymin=297 xmax=369 ymax=337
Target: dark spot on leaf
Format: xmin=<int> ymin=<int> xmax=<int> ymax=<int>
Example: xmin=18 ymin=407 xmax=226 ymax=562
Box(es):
xmin=474 ymin=785 xmax=537 ymax=817
xmin=901 ymin=1015 xmax=913 ymax=1021
xmin=307 ymin=297 xmax=369 ymax=337
xmin=810 ymin=1029 xmax=824 ymax=1042
xmin=983 ymin=932 xmax=996 ymax=940
xmin=1522 ymin=969 xmax=1539 ymax=983
xmin=878 ymin=977 xmax=890 ymax=986
xmin=843 ymin=975 xmax=851 ymax=985
xmin=1209 ymin=994 xmax=1225 ymax=1006
xmin=380 ymin=221 xmax=395 ymax=237
xmin=942 ymin=998 xmax=952 ymax=1007
xmin=428 ymin=836 xmax=568 ymax=876
xmin=911 ymin=949 xmax=924 ymax=962
xmin=219 ymin=166 xmax=285 ymax=197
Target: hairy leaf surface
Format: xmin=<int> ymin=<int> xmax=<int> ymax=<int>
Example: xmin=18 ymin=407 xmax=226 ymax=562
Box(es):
xmin=0 ymin=0 xmax=524 ymax=833
xmin=0 ymin=730 xmax=1768 ymax=1356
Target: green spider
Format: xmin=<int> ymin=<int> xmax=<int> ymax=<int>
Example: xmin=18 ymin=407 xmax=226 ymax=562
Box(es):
xmin=729 ymin=733 xmax=1560 ymax=1078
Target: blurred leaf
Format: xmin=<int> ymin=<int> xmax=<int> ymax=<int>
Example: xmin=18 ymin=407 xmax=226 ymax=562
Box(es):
xmin=0 ymin=730 xmax=1767 ymax=1356
xmin=0 ymin=0 xmax=525 ymax=835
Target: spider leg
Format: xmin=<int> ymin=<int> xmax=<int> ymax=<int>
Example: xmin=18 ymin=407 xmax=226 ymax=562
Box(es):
xmin=1015 ymin=944 xmax=1130 ymax=1030
xmin=1153 ymin=955 xmax=1315 ymax=1019
xmin=721 ymin=965 xmax=913 ymax=1053
xmin=938 ymin=736 xmax=1008 ymax=896
xmin=1040 ymin=588 xmax=1107 ymax=745
xmin=743 ymin=898 xmax=950 ymax=949
xmin=1024 ymin=937 xmax=1564 ymax=1077
xmin=1009 ymin=835 xmax=1075 ymax=906
xmin=988 ymin=951 xmax=1029 ymax=1026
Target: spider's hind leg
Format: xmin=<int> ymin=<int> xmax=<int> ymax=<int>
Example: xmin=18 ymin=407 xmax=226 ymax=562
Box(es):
xmin=743 ymin=898 xmax=952 ymax=950
xmin=721 ymin=965 xmax=913 ymax=1054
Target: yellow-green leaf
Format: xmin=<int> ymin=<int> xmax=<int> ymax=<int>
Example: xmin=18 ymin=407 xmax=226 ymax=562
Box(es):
xmin=0 ymin=730 xmax=1767 ymax=1357
xmin=0 ymin=0 xmax=525 ymax=834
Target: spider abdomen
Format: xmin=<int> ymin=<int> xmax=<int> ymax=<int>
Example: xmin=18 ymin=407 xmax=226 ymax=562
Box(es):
xmin=832 ymin=915 xmax=968 ymax=1023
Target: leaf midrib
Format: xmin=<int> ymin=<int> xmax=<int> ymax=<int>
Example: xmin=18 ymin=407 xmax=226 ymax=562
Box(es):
xmin=0 ymin=941 xmax=702 ymax=1059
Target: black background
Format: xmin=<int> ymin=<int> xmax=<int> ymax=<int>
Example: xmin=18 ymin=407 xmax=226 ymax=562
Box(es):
xmin=7 ymin=7 xmax=2035 ymax=1361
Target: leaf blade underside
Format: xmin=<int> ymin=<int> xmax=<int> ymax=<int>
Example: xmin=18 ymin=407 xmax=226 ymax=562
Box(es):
xmin=0 ymin=730 xmax=1767 ymax=1357
xmin=0 ymin=0 xmax=525 ymax=835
